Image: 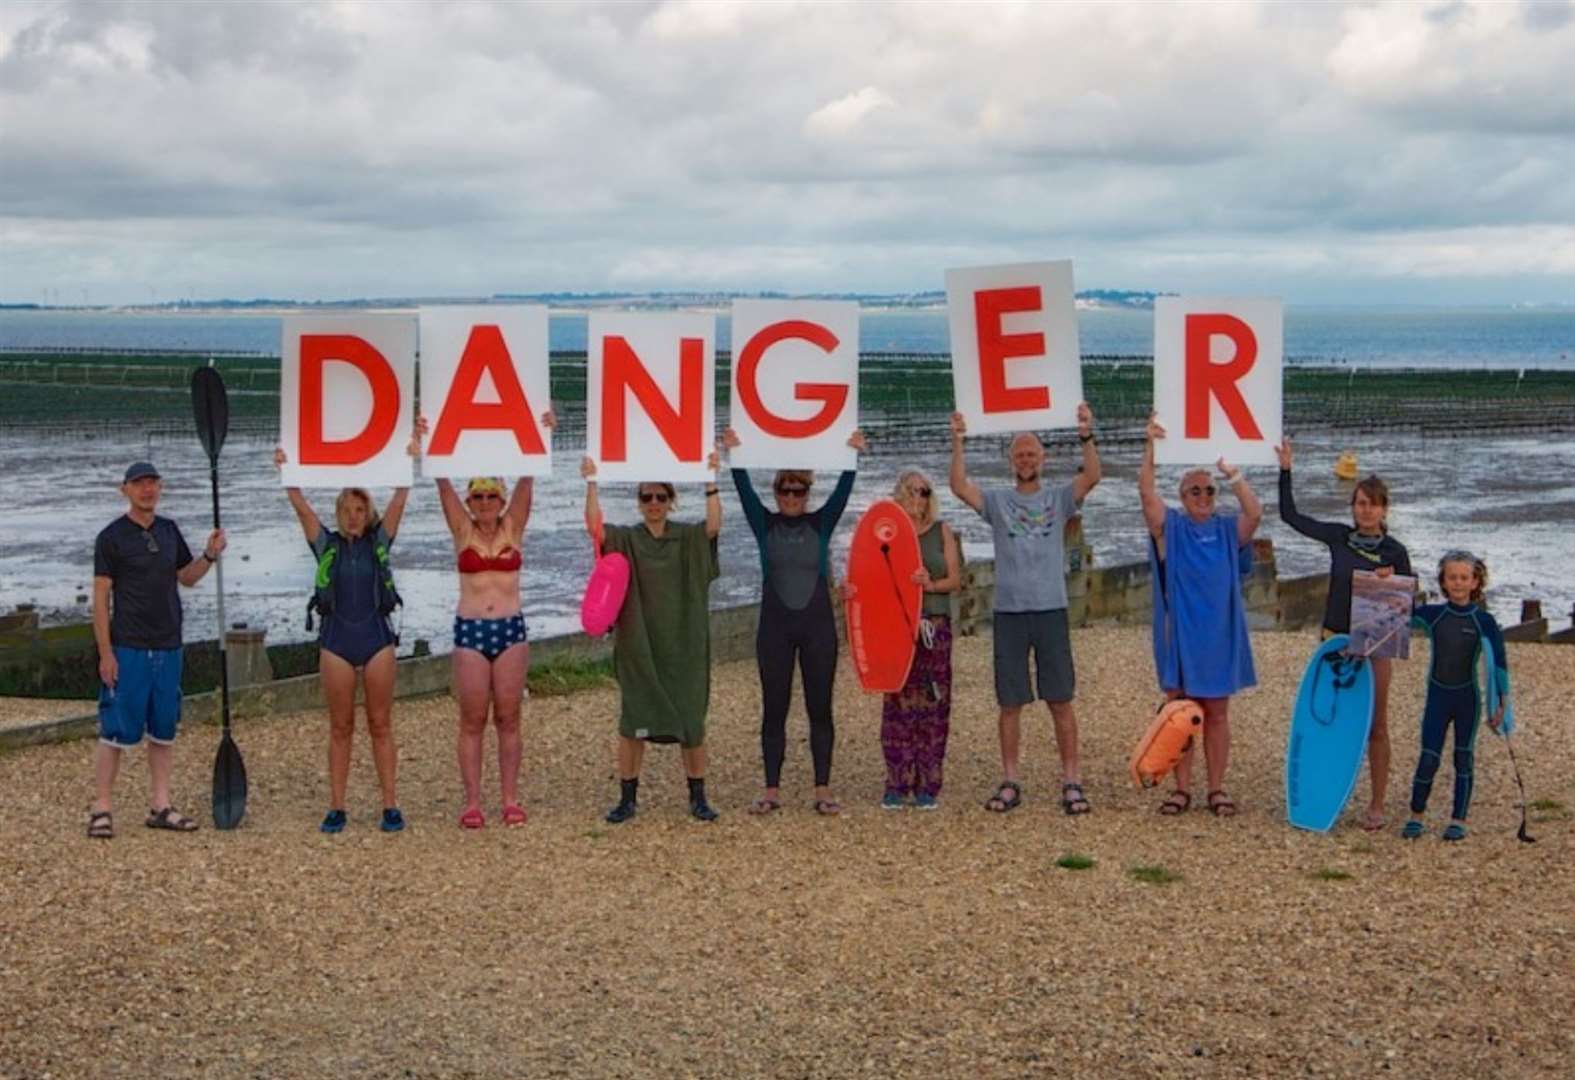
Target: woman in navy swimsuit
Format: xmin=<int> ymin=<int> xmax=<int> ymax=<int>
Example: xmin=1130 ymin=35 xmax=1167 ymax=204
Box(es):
xmin=433 ymin=410 xmax=554 ymax=829
xmin=276 ymin=423 xmax=422 ymax=834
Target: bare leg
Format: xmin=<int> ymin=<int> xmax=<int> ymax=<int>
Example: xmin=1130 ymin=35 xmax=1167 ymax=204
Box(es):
xmin=1365 ymin=657 xmax=1393 ymax=826
xmin=93 ymin=743 xmax=122 ymax=814
xmin=997 ymin=706 xmax=1024 ymax=781
xmin=320 ymin=650 xmax=359 ymax=809
xmin=490 ymin=642 xmax=530 ymax=807
xmin=147 ymin=742 xmax=174 ymax=810
xmin=1202 ymin=696 xmax=1233 ymax=810
xmin=617 ymin=736 xmax=646 ymax=779
xmin=452 ymin=648 xmax=493 ymax=814
xmin=681 ymin=743 xmax=706 ymax=780
xmin=1047 ymin=700 xmax=1081 ymax=784
xmin=362 ymin=646 xmax=399 ymax=808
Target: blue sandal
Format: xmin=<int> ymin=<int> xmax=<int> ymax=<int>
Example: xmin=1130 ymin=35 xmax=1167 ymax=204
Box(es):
xmin=1442 ymin=823 xmax=1468 ymax=842
xmin=1401 ymin=820 xmax=1424 ymax=840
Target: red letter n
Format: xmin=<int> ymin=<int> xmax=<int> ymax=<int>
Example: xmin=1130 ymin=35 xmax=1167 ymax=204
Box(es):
xmin=600 ymin=336 xmax=704 ymax=462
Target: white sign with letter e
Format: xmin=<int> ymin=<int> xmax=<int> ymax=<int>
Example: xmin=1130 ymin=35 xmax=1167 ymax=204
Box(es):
xmin=946 ymin=260 xmax=1082 ymax=436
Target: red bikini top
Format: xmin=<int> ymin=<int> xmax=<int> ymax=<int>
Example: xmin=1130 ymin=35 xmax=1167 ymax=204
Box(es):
xmin=457 ymin=546 xmax=522 ymax=574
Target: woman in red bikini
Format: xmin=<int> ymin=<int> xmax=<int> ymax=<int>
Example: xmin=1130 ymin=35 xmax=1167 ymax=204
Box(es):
xmin=433 ymin=412 xmax=553 ymax=828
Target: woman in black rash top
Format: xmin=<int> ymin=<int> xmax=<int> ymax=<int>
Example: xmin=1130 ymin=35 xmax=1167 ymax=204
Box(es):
xmin=1276 ymin=438 xmax=1412 ymax=831
xmin=724 ymin=427 xmax=865 ymax=816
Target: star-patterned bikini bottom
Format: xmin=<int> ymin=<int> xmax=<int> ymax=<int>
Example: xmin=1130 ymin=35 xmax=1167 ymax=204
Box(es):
xmin=453 ymin=613 xmax=528 ymax=661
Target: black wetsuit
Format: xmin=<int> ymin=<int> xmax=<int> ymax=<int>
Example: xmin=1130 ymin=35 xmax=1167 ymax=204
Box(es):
xmin=1409 ymin=602 xmax=1509 ymax=822
xmin=1278 ymin=469 xmax=1412 ymax=633
xmin=733 ymin=469 xmax=855 ymax=789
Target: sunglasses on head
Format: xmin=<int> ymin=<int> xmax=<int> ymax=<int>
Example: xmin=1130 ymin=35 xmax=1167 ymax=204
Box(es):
xmin=638 ymin=491 xmax=671 ymax=504
xmin=1186 ymin=485 xmax=1217 ymax=497
xmin=775 ymin=485 xmax=808 ymax=497
xmin=141 ymin=529 xmax=159 ymax=554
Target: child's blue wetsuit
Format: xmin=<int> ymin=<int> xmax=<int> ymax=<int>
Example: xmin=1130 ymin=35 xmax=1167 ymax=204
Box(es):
xmin=1408 ymin=602 xmax=1510 ymax=822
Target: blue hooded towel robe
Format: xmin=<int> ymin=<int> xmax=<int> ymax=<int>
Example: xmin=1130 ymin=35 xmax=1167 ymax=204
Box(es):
xmin=1149 ymin=507 xmax=1257 ymax=699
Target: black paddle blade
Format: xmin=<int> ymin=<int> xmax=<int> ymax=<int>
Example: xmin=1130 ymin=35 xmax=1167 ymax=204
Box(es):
xmin=212 ymin=730 xmax=248 ymax=830
xmin=1517 ymin=817 xmax=1536 ymax=843
xmin=191 ymin=366 xmax=230 ymax=462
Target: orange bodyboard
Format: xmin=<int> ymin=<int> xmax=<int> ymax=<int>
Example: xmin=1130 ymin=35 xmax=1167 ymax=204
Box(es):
xmin=1130 ymin=699 xmax=1204 ymax=788
xmin=844 ymin=500 xmax=923 ymax=693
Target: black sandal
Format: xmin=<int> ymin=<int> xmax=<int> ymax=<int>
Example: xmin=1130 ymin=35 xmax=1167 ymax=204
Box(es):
xmin=87 ymin=810 xmax=113 ymax=839
xmin=1206 ymin=790 xmax=1237 ymax=818
xmin=984 ymin=780 xmax=1023 ymax=813
xmin=1158 ymin=790 xmax=1191 ymax=816
xmin=145 ymin=806 xmax=199 ymax=832
xmin=1061 ymin=783 xmax=1091 ymax=816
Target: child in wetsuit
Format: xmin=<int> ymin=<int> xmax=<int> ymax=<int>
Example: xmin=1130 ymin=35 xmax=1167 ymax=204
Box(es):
xmin=1403 ymin=551 xmax=1511 ymax=842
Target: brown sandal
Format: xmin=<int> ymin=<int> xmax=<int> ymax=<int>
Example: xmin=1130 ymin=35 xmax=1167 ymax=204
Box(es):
xmin=1206 ymin=790 xmax=1237 ymax=818
xmin=1158 ymin=790 xmax=1191 ymax=816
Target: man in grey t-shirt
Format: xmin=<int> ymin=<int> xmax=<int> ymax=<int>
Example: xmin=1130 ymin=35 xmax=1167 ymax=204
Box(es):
xmin=949 ymin=403 xmax=1102 ymax=815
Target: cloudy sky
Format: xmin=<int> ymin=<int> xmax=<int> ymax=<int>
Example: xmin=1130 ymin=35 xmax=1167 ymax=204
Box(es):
xmin=2 ymin=0 xmax=1573 ymax=305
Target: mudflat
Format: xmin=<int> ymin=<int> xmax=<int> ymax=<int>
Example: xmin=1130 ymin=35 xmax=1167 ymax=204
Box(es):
xmin=2 ymin=626 xmax=1570 ymax=1078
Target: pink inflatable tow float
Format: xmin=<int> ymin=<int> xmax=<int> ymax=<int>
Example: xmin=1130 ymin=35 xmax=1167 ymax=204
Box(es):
xmin=580 ymin=528 xmax=629 ymax=636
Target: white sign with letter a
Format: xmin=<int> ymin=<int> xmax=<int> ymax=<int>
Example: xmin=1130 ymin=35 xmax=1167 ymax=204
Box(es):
xmin=1153 ymin=297 xmax=1282 ymax=467
xmin=280 ymin=314 xmax=417 ymax=489
xmin=419 ymin=306 xmax=552 ymax=479
xmin=587 ymin=312 xmax=716 ymax=484
xmin=946 ymin=260 xmax=1082 ymax=436
xmin=728 ymin=300 xmax=858 ymax=470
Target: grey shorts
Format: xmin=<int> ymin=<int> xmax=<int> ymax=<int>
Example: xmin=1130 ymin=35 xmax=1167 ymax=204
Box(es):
xmin=992 ymin=609 xmax=1075 ymax=707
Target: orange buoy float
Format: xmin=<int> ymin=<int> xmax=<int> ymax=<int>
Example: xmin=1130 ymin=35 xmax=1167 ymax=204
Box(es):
xmin=1129 ymin=698 xmax=1204 ymax=788
xmin=1333 ymin=451 xmax=1359 ymax=481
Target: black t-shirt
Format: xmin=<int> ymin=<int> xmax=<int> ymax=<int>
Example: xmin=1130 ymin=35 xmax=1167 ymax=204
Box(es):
xmin=93 ymin=514 xmax=194 ymax=650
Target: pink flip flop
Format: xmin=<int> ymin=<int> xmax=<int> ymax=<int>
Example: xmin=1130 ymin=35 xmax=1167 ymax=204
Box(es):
xmin=501 ymin=804 xmax=527 ymax=827
xmin=458 ymin=807 xmax=485 ymax=830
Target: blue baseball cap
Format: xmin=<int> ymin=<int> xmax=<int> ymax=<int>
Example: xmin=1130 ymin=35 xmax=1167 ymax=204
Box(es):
xmin=123 ymin=461 xmax=161 ymax=483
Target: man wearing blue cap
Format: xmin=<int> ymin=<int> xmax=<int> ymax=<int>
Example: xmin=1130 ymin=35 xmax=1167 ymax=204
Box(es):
xmin=86 ymin=461 xmax=226 ymax=838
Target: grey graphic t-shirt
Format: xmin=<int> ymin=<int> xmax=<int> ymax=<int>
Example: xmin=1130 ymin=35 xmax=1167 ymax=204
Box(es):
xmin=979 ymin=483 xmax=1079 ymax=612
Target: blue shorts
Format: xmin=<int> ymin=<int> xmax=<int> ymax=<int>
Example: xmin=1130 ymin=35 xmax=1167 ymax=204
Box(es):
xmin=98 ymin=646 xmax=183 ymax=748
xmin=454 ymin=614 xmax=528 ymax=662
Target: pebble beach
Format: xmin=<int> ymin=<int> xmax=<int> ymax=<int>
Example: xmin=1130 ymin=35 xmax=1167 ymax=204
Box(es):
xmin=2 ymin=625 xmax=1571 ymax=1078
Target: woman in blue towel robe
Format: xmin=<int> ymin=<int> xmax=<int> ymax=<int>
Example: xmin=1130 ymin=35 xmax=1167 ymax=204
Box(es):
xmin=1139 ymin=412 xmax=1262 ymax=818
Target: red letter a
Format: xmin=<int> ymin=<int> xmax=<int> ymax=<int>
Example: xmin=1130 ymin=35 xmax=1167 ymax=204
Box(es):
xmin=1184 ymin=314 xmax=1263 ymax=440
xmin=299 ymin=334 xmax=400 ymax=465
xmin=428 ymin=325 xmax=544 ymax=455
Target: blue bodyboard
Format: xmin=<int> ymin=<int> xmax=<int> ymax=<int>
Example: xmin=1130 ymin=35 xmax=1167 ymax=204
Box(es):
xmin=1481 ymin=634 xmax=1515 ymax=737
xmin=1286 ymin=635 xmax=1375 ymax=832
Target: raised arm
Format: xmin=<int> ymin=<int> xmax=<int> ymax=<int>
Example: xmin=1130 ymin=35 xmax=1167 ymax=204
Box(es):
xmin=379 ymin=417 xmax=427 ymax=541
xmin=1275 ymin=438 xmax=1343 ymax=545
xmin=948 ymin=412 xmax=984 ymax=514
xmin=503 ymin=478 xmax=534 ymax=538
xmin=274 ymin=447 xmax=323 ymax=546
xmin=434 ymin=477 xmax=470 ymax=541
xmin=704 ymin=447 xmax=722 ymax=538
xmin=1070 ymin=402 xmax=1102 ymax=504
xmin=1139 ymin=412 xmax=1167 ymax=539
xmin=581 ymin=456 xmax=602 ymax=539
xmin=1221 ymin=457 xmax=1262 ymax=545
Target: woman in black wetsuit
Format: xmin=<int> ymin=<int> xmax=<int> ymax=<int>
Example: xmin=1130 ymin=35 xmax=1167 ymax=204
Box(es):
xmin=723 ymin=427 xmax=865 ymax=816
xmin=1276 ymin=437 xmax=1412 ymax=831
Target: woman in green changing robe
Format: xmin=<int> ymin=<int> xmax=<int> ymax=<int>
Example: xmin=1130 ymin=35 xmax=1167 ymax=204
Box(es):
xmin=582 ymin=453 xmax=722 ymax=824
